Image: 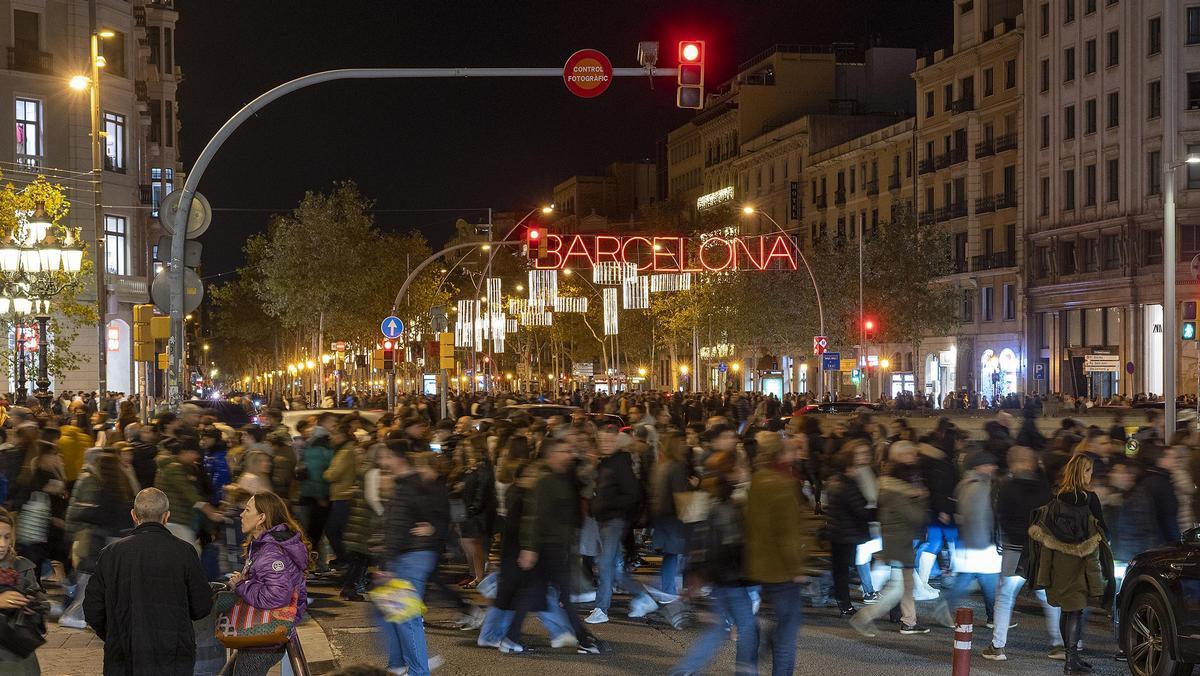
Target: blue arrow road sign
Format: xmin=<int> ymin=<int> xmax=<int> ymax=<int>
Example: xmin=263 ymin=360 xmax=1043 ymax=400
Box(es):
xmin=381 ymin=316 xmax=404 ymax=339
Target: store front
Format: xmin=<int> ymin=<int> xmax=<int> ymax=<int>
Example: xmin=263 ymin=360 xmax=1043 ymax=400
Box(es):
xmin=924 ymin=347 xmax=957 ymax=407
xmin=979 ymin=347 xmax=1019 ymax=403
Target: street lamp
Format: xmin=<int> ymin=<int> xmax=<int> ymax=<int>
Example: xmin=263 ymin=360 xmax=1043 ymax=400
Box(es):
xmin=1163 ymin=152 xmax=1200 ymax=431
xmin=742 ymin=206 xmax=826 ymax=399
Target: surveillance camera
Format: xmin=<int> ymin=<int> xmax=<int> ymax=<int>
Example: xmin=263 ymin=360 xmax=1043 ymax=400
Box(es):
xmin=637 ymin=41 xmax=659 ymax=68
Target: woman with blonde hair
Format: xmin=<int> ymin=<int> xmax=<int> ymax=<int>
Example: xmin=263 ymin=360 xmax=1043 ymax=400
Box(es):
xmin=1024 ymin=454 xmax=1114 ymax=675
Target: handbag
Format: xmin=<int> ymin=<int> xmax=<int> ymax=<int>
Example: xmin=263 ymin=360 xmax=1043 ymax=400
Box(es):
xmin=16 ymin=492 xmax=50 ymax=545
xmin=213 ymin=589 xmax=299 ymax=649
xmin=0 ymin=608 xmax=45 ymax=658
xmin=368 ymin=578 xmax=426 ymax=624
xmin=673 ymin=491 xmax=710 ymax=524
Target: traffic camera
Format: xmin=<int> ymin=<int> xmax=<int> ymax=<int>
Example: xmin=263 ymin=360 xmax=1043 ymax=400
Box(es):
xmin=676 ymin=40 xmax=705 ymax=109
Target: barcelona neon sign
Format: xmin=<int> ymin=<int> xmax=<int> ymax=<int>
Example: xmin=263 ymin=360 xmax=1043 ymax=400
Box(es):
xmin=529 ymin=233 xmax=799 ymax=273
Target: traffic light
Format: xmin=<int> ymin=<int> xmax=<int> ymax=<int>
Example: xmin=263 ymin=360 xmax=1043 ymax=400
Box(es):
xmin=382 ymin=339 xmax=395 ymax=371
xmin=133 ymin=304 xmax=154 ymax=363
xmin=1184 ymin=321 xmax=1197 ymax=341
xmin=863 ymin=317 xmax=878 ymax=342
xmin=439 ymin=331 xmax=455 ymax=370
xmin=1186 ymin=301 xmax=1198 ymax=321
xmin=676 ymin=40 xmax=705 ymax=109
xmin=528 ymin=226 xmax=547 ymax=258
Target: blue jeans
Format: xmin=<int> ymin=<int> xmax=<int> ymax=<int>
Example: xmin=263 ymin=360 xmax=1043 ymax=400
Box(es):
xmin=857 ymin=562 xmax=875 ymax=594
xmin=919 ymin=522 xmax=957 ymax=578
xmin=661 ymin=553 xmax=684 ymax=595
xmin=760 ymin=581 xmax=803 ymax=676
xmin=380 ymin=550 xmax=438 ymax=675
xmin=671 ymin=585 xmax=757 ymax=676
xmin=944 ymin=571 xmax=997 ymax=621
xmin=596 ymin=518 xmax=652 ymax=611
xmin=479 ymin=586 xmax=574 ymax=644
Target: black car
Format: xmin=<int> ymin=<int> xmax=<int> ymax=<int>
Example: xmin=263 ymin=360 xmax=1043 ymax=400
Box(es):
xmin=1118 ymin=526 xmax=1200 ymax=676
xmin=796 ymin=401 xmax=885 ymax=415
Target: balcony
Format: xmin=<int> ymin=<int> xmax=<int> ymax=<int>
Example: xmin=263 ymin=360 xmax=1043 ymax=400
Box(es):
xmin=111 ymin=276 xmax=150 ymax=304
xmin=950 ymin=97 xmax=976 ymax=114
xmin=935 ymin=202 xmax=968 ymax=222
xmin=995 ymin=133 xmax=1018 ymax=153
xmin=815 ymin=194 xmax=828 ymax=210
xmin=949 ymin=147 xmax=967 ymax=165
xmin=953 ymin=258 xmax=969 ymax=274
xmin=888 ymin=175 xmax=901 ymax=191
xmin=972 ymin=251 xmax=1016 ymax=271
xmin=834 ymin=189 xmax=846 ymax=205
xmin=866 ymin=180 xmax=879 ymax=196
xmin=918 ymin=158 xmax=935 ymax=175
xmin=7 ymin=48 xmax=52 ymax=75
xmin=918 ymin=210 xmax=936 ymax=225
xmin=994 ymin=191 xmax=1017 ymax=210
xmin=975 ymin=138 xmax=995 ymax=158
xmin=139 ymin=185 xmax=153 ymax=205
xmin=975 ymin=195 xmax=996 ymax=213
xmin=935 ymin=153 xmax=951 ymax=170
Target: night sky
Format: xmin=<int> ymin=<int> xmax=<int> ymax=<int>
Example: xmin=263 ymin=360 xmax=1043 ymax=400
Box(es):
xmin=175 ymin=0 xmax=949 ymax=277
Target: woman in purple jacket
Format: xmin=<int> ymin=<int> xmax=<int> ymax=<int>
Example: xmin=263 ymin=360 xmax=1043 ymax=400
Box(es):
xmin=226 ymin=491 xmax=312 ymax=675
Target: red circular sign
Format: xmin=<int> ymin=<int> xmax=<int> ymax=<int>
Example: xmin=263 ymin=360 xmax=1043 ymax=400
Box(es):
xmin=563 ymin=49 xmax=613 ymax=98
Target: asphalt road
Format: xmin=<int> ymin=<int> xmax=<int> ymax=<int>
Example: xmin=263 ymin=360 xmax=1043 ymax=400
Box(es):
xmin=304 ymin=572 xmax=1126 ymax=675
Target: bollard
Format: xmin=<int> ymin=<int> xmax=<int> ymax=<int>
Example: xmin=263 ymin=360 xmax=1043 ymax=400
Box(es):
xmin=952 ymin=607 xmax=973 ymax=676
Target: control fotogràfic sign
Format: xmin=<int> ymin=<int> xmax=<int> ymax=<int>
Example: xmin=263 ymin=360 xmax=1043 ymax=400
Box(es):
xmin=529 ymin=232 xmax=799 ymax=273
xmin=563 ymin=49 xmax=613 ymax=98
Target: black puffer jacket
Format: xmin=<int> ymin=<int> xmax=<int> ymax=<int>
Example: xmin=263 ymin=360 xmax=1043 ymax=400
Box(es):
xmin=591 ymin=451 xmax=640 ymax=522
xmin=384 ymin=473 xmax=440 ymax=557
xmin=995 ymin=471 xmax=1051 ymax=547
xmin=917 ymin=442 xmax=957 ymax=519
xmin=823 ymin=474 xmax=873 ymax=545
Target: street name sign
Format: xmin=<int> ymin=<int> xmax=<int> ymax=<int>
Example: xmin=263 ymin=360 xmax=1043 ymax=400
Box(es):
xmin=822 ymin=352 xmax=841 ymax=372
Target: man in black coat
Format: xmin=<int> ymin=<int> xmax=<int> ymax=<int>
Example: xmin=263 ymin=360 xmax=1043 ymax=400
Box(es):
xmin=84 ymin=487 xmax=213 ymax=676
xmin=1137 ymin=445 xmax=1182 ymax=547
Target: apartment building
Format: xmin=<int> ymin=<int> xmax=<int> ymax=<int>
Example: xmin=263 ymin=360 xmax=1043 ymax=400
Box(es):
xmin=0 ymin=0 xmax=181 ymax=395
xmin=1023 ymin=0 xmax=1200 ymax=400
xmin=549 ymin=161 xmax=657 ymax=234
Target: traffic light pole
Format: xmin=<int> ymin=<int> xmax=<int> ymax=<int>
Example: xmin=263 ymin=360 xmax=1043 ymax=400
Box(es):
xmin=166 ymin=65 xmax=680 ymax=405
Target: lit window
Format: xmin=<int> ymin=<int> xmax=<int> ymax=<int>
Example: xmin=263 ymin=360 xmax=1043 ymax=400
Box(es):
xmin=104 ymin=112 xmax=126 ymax=172
xmin=104 ymin=215 xmax=128 ymax=275
xmin=14 ymin=98 xmax=42 ymax=167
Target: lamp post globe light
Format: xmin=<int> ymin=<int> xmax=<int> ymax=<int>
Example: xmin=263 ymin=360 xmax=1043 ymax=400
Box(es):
xmin=0 ymin=202 xmax=86 ymax=408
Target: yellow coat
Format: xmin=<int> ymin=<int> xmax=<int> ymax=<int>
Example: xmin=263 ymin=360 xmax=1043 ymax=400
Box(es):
xmin=57 ymin=424 xmax=92 ymax=483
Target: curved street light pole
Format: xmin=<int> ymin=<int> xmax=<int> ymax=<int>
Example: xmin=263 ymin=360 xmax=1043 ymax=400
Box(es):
xmin=743 ymin=208 xmax=825 ymax=401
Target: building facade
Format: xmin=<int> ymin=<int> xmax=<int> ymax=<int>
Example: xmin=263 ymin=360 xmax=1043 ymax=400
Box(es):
xmin=0 ymin=0 xmax=181 ymax=396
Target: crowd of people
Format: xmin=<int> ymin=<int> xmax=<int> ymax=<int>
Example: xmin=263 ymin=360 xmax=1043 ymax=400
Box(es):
xmin=0 ymin=386 xmax=1187 ymax=675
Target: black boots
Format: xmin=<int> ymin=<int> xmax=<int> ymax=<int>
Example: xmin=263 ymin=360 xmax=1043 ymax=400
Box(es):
xmin=1059 ymin=611 xmax=1093 ymax=674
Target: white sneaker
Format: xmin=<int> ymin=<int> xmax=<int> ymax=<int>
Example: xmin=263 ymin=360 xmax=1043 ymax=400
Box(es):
xmin=570 ymin=590 xmax=597 ymax=603
xmin=912 ymin=578 xmax=940 ymax=601
xmin=628 ymin=595 xmax=658 ymax=618
xmin=58 ymin=616 xmax=87 ymax=630
xmin=498 ymin=638 xmax=527 ymax=654
xmin=550 ymin=633 xmax=579 ymax=648
xmin=477 ymin=635 xmax=501 ymax=648
xmin=584 ymin=608 xmax=609 ymax=624
xmin=428 ymin=655 xmax=444 ymax=671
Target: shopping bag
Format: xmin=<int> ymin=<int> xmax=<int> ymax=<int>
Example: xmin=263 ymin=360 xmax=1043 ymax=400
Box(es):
xmin=369 ymin=578 xmax=427 ymax=624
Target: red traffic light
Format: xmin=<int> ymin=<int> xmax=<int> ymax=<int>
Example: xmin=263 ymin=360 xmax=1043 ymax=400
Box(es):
xmin=679 ymin=41 xmax=703 ymax=63
xmin=863 ymin=319 xmax=875 ymax=331
xmin=528 ymin=227 xmax=541 ymax=241
xmin=382 ymin=339 xmax=394 ymax=350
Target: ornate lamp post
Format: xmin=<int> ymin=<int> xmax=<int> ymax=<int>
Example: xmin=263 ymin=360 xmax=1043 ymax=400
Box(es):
xmin=0 ymin=203 xmax=85 ymax=408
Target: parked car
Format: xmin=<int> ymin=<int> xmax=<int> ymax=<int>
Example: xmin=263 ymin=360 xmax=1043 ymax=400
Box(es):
xmin=794 ymin=401 xmax=885 ymax=415
xmin=1117 ymin=526 xmax=1200 ymax=676
xmin=184 ymin=399 xmax=253 ymax=428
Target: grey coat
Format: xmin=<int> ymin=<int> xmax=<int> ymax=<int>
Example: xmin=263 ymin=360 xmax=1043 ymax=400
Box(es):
xmin=878 ymin=475 xmax=928 ymax=566
xmin=955 ymin=470 xmax=995 ymax=550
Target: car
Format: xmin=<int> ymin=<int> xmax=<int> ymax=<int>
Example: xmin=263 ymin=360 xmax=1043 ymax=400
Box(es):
xmin=795 ymin=401 xmax=885 ymax=415
xmin=1117 ymin=526 xmax=1200 ymax=676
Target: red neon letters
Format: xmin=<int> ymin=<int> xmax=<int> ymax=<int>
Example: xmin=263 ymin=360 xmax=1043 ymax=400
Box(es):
xmin=531 ymin=234 xmax=798 ymax=273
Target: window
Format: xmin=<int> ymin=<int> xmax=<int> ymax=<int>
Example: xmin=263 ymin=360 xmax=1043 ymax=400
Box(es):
xmin=1149 ymin=17 xmax=1162 ymax=55
xmin=1107 ymin=157 xmax=1119 ymax=202
xmin=1102 ymin=234 xmax=1120 ymax=269
xmin=1188 ymin=144 xmax=1200 ymax=189
xmin=164 ymin=28 xmax=173 ymax=72
xmin=150 ymin=167 xmax=174 ymax=218
xmin=962 ymin=289 xmax=974 ymax=322
xmin=1149 ymin=80 xmax=1162 ymax=119
xmin=984 ymin=68 xmax=993 ymax=97
xmin=1064 ymin=105 xmax=1076 ymax=139
xmin=1005 ymin=59 xmax=1016 ymax=88
xmin=944 ymin=83 xmax=954 ymax=111
xmin=1189 ymin=73 xmax=1200 ymax=110
xmin=1085 ymin=98 xmax=1097 ymax=133
xmin=925 ymin=91 xmax=934 ymax=117
xmin=1086 ymin=0 xmax=1096 ymax=13
xmin=1040 ymin=59 xmax=1050 ymax=92
xmin=1085 ymin=163 xmax=1097 ymax=205
xmin=1189 ymin=7 xmax=1200 ymax=44
xmin=1183 ymin=225 xmax=1200 ymax=257
xmin=13 ymin=10 xmax=38 ymax=52
xmin=1040 ymin=114 xmax=1050 ymax=148
xmin=103 ymin=112 xmax=125 ymax=172
xmin=1041 ymin=176 xmax=1051 ymax=216
xmin=147 ymin=26 xmax=160 ymax=69
xmin=1064 ymin=0 xmax=1075 ymax=22
xmin=1064 ymin=47 xmax=1076 ymax=82
xmin=105 ymin=32 xmax=126 ymax=77
xmin=1144 ymin=230 xmax=1163 ymax=265
xmin=14 ymin=98 xmax=42 ymax=167
xmin=1003 ymin=283 xmax=1016 ymax=319
xmin=104 ymin=215 xmax=127 ymax=276
xmin=906 ymin=151 xmax=912 ymax=177
xmin=1085 ymin=39 xmax=1096 ymax=74
xmin=1061 ymin=241 xmax=1077 ymax=274
xmin=849 ymin=167 xmax=856 ymax=194
xmin=1036 ymin=246 xmax=1051 ymax=278
xmin=1107 ymin=91 xmax=1119 ymax=128
xmin=1149 ymin=151 xmax=1162 ymax=195
xmin=982 ymin=286 xmax=994 ymax=321
xmin=1040 ymin=3 xmax=1050 ymax=35
xmin=150 ymin=99 xmax=161 ymax=143
xmin=165 ymin=101 xmax=174 ymax=147
xmin=1064 ymin=168 xmax=1076 ymax=210
xmin=1106 ymin=30 xmax=1119 ymax=67
xmin=1083 ymin=239 xmax=1099 ymax=272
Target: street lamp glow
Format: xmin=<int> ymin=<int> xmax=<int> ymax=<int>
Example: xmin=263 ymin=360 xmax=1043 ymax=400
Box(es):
xmin=481 ymin=244 xmax=491 ymax=251
xmin=563 ymin=268 xmax=573 ymax=275
xmin=742 ymin=206 xmax=756 ymax=214
xmin=881 ymin=358 xmax=891 ymax=369
xmin=730 ymin=362 xmax=740 ymax=372
xmin=305 ymin=360 xmax=315 ymax=370
xmin=98 ymin=29 xmax=115 ymax=38
xmin=541 ymin=205 xmax=554 ymax=214
xmin=203 ymin=343 xmax=210 ymax=351
xmin=638 ymin=367 xmax=647 ymax=377
xmin=679 ymin=365 xmax=689 ymax=375
xmin=515 ymin=284 xmax=524 ymax=292
xmin=1187 ymin=155 xmax=1200 ymax=164
xmin=69 ymin=75 xmax=90 ymax=91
